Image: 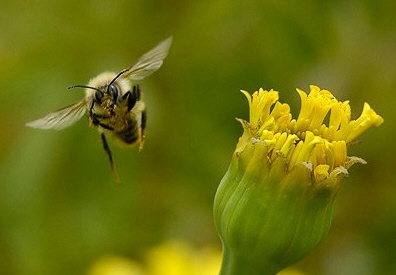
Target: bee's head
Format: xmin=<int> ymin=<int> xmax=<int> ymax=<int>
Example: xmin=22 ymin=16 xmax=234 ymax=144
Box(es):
xmin=69 ymin=69 xmax=131 ymax=106
xmin=105 ymin=68 xmax=130 ymax=105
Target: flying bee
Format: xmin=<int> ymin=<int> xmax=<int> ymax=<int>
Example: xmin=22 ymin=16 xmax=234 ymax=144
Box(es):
xmin=26 ymin=37 xmax=173 ymax=183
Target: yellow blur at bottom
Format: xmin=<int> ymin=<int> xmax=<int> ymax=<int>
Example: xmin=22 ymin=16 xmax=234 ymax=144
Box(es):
xmin=87 ymin=240 xmax=220 ymax=275
xmin=87 ymin=240 xmax=307 ymax=275
xmin=278 ymin=268 xmax=308 ymax=275
xmin=88 ymin=256 xmax=145 ymax=275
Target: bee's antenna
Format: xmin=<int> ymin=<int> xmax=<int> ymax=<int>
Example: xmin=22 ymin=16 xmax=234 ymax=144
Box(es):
xmin=107 ymin=68 xmax=130 ymax=93
xmin=68 ymin=85 xmax=102 ymax=93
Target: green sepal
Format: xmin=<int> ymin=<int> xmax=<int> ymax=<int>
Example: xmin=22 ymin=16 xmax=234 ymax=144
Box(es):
xmin=214 ymin=140 xmax=339 ymax=275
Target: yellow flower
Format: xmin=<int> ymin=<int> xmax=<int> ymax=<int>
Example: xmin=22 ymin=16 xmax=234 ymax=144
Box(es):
xmin=238 ymin=85 xmax=383 ymax=183
xmin=278 ymin=268 xmax=308 ymax=275
xmin=146 ymin=240 xmax=221 ymax=275
xmin=87 ymin=255 xmax=145 ymax=275
xmin=87 ymin=240 xmax=221 ymax=275
xmin=214 ymin=85 xmax=383 ymax=275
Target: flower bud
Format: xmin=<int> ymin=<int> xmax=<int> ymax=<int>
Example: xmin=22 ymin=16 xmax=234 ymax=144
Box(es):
xmin=214 ymin=86 xmax=383 ymax=274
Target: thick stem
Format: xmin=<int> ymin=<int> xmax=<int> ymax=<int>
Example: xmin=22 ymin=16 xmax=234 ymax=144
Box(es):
xmin=218 ymin=245 xmax=280 ymax=275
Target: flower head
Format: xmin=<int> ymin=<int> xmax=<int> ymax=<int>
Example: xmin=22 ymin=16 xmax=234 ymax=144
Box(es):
xmin=214 ymin=85 xmax=383 ymax=275
xmin=238 ymin=85 xmax=383 ymax=184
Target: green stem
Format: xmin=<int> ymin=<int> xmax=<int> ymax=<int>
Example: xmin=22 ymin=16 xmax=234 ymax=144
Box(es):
xmin=219 ymin=245 xmax=280 ymax=275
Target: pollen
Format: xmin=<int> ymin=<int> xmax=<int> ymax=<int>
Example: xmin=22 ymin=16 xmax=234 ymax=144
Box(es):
xmin=240 ymin=85 xmax=384 ymax=182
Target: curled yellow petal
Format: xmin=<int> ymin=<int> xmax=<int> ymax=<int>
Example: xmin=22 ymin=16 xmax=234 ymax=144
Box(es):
xmin=237 ymin=85 xmax=383 ymax=182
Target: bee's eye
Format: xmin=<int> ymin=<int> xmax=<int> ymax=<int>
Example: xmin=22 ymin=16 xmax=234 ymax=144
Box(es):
xmin=95 ymin=90 xmax=104 ymax=103
xmin=109 ymin=84 xmax=119 ymax=102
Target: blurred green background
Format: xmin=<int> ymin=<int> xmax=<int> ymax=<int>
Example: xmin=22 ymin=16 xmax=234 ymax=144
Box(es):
xmin=1 ymin=1 xmax=395 ymax=274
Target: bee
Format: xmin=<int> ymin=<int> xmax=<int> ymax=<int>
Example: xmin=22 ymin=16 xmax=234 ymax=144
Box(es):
xmin=26 ymin=37 xmax=173 ymax=183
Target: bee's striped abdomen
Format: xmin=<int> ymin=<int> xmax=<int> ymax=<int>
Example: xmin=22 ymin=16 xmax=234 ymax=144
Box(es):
xmin=115 ymin=123 xmax=139 ymax=144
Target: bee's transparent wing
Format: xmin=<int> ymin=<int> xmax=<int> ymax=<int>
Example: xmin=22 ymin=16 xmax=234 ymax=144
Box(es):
xmin=26 ymin=100 xmax=87 ymax=130
xmin=125 ymin=36 xmax=172 ymax=81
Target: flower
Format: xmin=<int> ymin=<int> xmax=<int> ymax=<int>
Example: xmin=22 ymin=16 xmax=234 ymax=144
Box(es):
xmin=146 ymin=240 xmax=221 ymax=275
xmin=214 ymin=85 xmax=383 ymax=275
xmin=88 ymin=255 xmax=145 ymax=275
xmin=238 ymin=85 xmax=383 ymax=182
xmin=87 ymin=240 xmax=221 ymax=275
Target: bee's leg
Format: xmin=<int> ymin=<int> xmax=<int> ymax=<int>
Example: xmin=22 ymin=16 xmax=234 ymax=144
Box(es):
xmin=89 ymin=100 xmax=95 ymax=112
xmin=133 ymin=84 xmax=141 ymax=100
xmin=97 ymin=122 xmax=114 ymax=131
xmin=90 ymin=113 xmax=114 ymax=131
xmin=122 ymin=85 xmax=140 ymax=111
xmin=92 ymin=113 xmax=111 ymax=119
xmin=100 ymin=133 xmax=120 ymax=184
xmin=88 ymin=100 xmax=100 ymax=127
xmin=122 ymin=92 xmax=135 ymax=112
xmin=88 ymin=101 xmax=112 ymax=129
xmin=139 ymin=109 xmax=147 ymax=151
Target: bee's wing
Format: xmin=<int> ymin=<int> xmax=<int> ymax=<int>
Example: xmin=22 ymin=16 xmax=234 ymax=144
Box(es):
xmin=125 ymin=36 xmax=172 ymax=81
xmin=26 ymin=100 xmax=87 ymax=130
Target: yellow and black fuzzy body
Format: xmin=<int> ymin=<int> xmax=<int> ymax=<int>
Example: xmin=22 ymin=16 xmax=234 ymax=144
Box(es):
xmin=26 ymin=37 xmax=172 ymax=183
